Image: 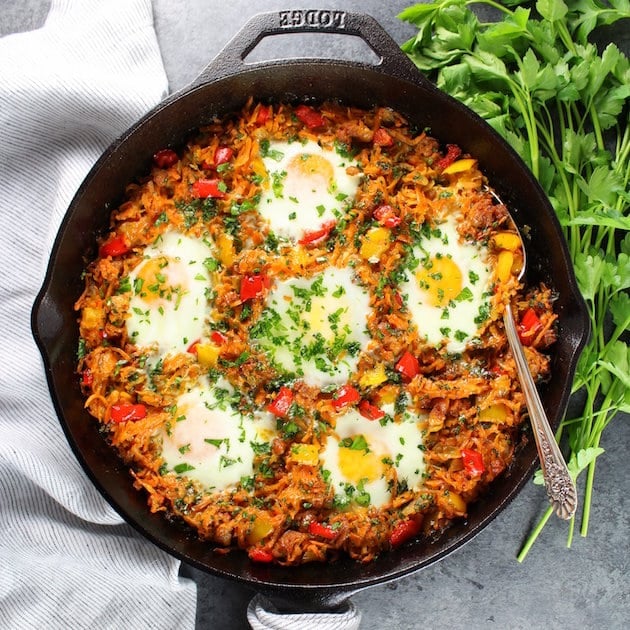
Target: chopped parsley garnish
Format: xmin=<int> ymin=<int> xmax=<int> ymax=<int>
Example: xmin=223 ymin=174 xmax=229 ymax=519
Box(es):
xmin=117 ymin=276 xmax=131 ymax=294
xmin=474 ymin=303 xmax=491 ymax=324
xmin=173 ymin=463 xmax=195 ymax=474
xmin=259 ymin=139 xmax=284 ymax=161
xmin=250 ymin=441 xmax=271 ymax=456
xmin=340 ymin=435 xmax=368 ymax=451
xmin=454 ymin=330 xmax=468 ymax=342
xmin=456 ymin=286 xmax=474 ymax=302
xmin=203 ymin=257 xmax=219 ymax=272
xmin=204 ymin=438 xmax=227 ymax=448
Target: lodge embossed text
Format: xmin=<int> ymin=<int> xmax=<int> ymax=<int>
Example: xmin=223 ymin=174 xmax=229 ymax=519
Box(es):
xmin=278 ymin=10 xmax=346 ymax=29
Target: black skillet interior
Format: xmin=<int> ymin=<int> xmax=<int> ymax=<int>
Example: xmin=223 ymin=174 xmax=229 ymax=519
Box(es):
xmin=31 ymin=11 xmax=589 ymax=612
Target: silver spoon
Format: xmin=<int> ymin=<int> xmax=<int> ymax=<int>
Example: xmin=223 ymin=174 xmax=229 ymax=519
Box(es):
xmin=493 ymin=193 xmax=578 ymax=520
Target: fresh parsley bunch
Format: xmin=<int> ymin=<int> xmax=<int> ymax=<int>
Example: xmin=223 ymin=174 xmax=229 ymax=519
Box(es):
xmin=399 ymin=0 xmax=629 ymax=559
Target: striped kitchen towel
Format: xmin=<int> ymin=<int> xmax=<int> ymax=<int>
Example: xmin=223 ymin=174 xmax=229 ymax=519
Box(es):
xmin=0 ymin=1 xmax=196 ymax=627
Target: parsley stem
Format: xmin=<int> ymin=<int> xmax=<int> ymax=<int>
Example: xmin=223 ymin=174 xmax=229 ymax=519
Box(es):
xmin=589 ymin=103 xmax=605 ymax=152
xmin=507 ymin=76 xmax=539 ymax=177
xmin=467 ymin=0 xmax=511 ymax=17
xmin=580 ymin=432 xmax=601 ymax=538
xmin=566 ymin=513 xmax=575 ymax=549
xmin=517 ymin=504 xmax=553 ymax=562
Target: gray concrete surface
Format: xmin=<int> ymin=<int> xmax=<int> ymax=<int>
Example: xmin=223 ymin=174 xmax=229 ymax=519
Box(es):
xmin=2 ymin=1 xmax=628 ymax=628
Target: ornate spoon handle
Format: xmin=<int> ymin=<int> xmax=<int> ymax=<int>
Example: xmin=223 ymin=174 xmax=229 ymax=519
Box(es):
xmin=504 ymin=303 xmax=578 ymax=520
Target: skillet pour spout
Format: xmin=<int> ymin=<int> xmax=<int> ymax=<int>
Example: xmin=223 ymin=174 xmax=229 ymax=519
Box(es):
xmin=31 ymin=9 xmax=590 ymax=616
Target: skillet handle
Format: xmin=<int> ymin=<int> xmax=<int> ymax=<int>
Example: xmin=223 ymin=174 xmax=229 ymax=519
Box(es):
xmin=254 ymin=587 xmax=362 ymax=617
xmin=190 ymin=9 xmax=425 ymax=87
xmin=248 ymin=591 xmax=362 ymax=627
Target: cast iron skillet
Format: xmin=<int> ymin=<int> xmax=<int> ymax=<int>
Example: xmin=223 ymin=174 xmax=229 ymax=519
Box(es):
xmin=32 ymin=11 xmax=589 ymax=613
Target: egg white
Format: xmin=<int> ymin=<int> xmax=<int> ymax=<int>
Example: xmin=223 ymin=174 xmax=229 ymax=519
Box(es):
xmin=250 ymin=266 xmax=371 ymax=388
xmin=126 ymin=230 xmax=216 ymax=359
xmin=258 ymin=139 xmax=361 ymax=242
xmin=159 ymin=377 xmax=276 ymax=491
xmin=401 ymin=217 xmax=492 ymax=354
xmin=320 ymin=406 xmax=426 ymax=508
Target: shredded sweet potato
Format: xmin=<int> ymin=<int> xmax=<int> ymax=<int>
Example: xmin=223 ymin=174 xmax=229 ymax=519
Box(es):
xmin=75 ymin=100 xmax=556 ymax=565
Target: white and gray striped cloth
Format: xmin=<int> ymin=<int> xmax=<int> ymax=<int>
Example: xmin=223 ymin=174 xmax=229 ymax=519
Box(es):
xmin=0 ymin=1 xmax=362 ymax=628
xmin=0 ymin=1 xmax=196 ymax=628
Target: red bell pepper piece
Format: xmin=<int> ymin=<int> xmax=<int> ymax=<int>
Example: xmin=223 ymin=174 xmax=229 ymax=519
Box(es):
xmin=267 ymin=386 xmax=294 ymax=417
xmin=192 ymin=178 xmax=226 ymax=199
xmin=99 ymin=235 xmax=129 ymax=258
xmin=373 ymin=127 xmax=394 ymax=147
xmin=295 ymin=104 xmax=326 ymax=130
xmin=210 ymin=330 xmax=228 ymax=346
xmin=436 ymin=144 xmax=462 ymax=170
xmin=214 ymin=146 xmax=234 ymax=166
xmin=395 ymin=351 xmax=419 ymax=381
xmin=240 ymin=274 xmax=269 ymax=301
xmin=248 ymin=547 xmax=274 ymax=563
xmin=308 ymin=521 xmax=339 ymax=540
xmin=256 ymin=104 xmax=272 ymax=125
xmin=81 ymin=368 xmax=93 ymax=387
xmin=110 ymin=403 xmax=147 ymax=424
xmin=461 ymin=448 xmax=485 ymax=477
xmin=373 ymin=204 xmax=401 ymax=228
xmin=517 ymin=307 xmax=542 ymax=346
xmin=390 ymin=515 xmax=423 ymax=547
xmin=153 ymin=148 xmax=178 ymax=169
xmin=297 ymin=220 xmax=336 ymax=245
xmin=332 ymin=384 xmax=360 ymax=411
xmin=490 ymin=364 xmax=506 ymax=377
xmin=358 ymin=399 xmax=385 ymax=421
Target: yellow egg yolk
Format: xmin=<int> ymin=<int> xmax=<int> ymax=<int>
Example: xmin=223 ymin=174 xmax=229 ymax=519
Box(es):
xmin=282 ymin=153 xmax=337 ymax=202
xmin=415 ymin=256 xmax=462 ymax=307
xmin=338 ymin=445 xmax=383 ymax=483
xmin=301 ymin=298 xmax=351 ymax=337
xmin=136 ymin=256 xmax=180 ymax=303
xmin=288 ymin=153 xmax=334 ymax=188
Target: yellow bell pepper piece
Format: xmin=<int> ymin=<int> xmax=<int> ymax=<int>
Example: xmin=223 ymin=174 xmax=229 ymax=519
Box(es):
xmin=496 ymin=250 xmax=514 ymax=282
xmin=195 ymin=342 xmax=220 ymax=368
xmin=479 ymin=403 xmax=509 ymax=423
xmin=247 ymin=516 xmax=274 ymax=545
xmin=216 ymin=232 xmax=235 ymax=267
xmin=377 ymin=385 xmax=398 ymax=406
xmin=252 ymin=157 xmax=267 ymax=184
xmin=360 ymin=226 xmax=390 ymax=261
xmin=442 ymin=158 xmax=476 ymax=174
xmin=443 ymin=491 xmax=466 ymax=513
xmin=493 ymin=231 xmax=521 ymax=251
xmin=359 ymin=364 xmax=388 ymax=388
xmin=289 ymin=443 xmax=320 ymax=466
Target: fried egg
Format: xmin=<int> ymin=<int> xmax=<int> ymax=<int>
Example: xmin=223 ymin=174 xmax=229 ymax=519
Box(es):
xmin=402 ymin=216 xmax=492 ymax=354
xmin=258 ymin=139 xmax=361 ymax=242
xmin=126 ymin=230 xmax=215 ymax=359
xmin=320 ymin=406 xmax=426 ymax=508
xmin=251 ymin=266 xmax=371 ymax=388
xmin=159 ymin=377 xmax=276 ymax=491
